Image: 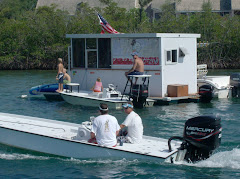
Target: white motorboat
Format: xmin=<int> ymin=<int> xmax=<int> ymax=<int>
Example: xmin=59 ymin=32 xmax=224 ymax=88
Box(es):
xmin=0 ymin=112 xmax=222 ymax=163
xmin=60 ymin=84 xmax=155 ymax=109
xmin=197 ymin=64 xmax=232 ymax=98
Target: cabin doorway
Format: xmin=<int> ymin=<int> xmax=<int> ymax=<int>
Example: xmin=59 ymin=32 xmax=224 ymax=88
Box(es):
xmin=87 ymin=51 xmax=97 ymax=68
xmin=86 ymin=38 xmax=98 ymax=68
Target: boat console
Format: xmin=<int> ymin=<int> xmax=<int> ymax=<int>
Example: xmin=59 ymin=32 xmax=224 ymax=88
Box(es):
xmin=102 ymin=84 xmax=121 ymax=98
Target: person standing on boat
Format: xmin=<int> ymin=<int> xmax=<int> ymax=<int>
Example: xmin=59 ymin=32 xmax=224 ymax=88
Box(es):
xmin=120 ymin=101 xmax=143 ymax=144
xmin=56 ymin=58 xmax=64 ymax=92
xmin=125 ymin=52 xmax=144 ymax=84
xmin=63 ymin=68 xmax=71 ymax=84
xmin=89 ymin=103 xmax=120 ymax=147
xmin=91 ymin=77 xmax=103 ymax=92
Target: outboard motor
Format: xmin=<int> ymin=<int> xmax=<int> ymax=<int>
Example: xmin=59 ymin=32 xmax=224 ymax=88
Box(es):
xmin=130 ymin=84 xmax=148 ymax=108
xmin=198 ymin=85 xmax=213 ymax=103
xmin=230 ymin=73 xmax=240 ymax=97
xmin=168 ymin=116 xmax=222 ymax=163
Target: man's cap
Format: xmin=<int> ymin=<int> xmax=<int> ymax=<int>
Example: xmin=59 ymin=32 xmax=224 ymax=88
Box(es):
xmin=131 ymin=52 xmax=138 ymax=56
xmin=122 ymin=103 xmax=133 ymax=109
xmin=99 ymin=103 xmax=108 ymax=111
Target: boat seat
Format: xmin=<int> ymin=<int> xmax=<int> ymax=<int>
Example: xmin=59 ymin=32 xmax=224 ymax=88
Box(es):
xmin=72 ymin=126 xmax=91 ymax=141
xmin=91 ymin=92 xmax=103 ymax=98
xmin=66 ymin=83 xmax=80 ymax=93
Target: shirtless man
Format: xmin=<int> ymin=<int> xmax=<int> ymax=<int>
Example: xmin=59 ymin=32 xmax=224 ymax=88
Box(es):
xmin=125 ymin=52 xmax=144 ymax=84
xmin=56 ymin=58 xmax=64 ymax=92
xmin=63 ymin=68 xmax=71 ymax=84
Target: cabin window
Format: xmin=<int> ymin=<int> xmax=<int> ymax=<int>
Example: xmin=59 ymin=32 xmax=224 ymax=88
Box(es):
xmin=165 ymin=49 xmax=178 ymax=64
xmin=172 ymin=50 xmax=177 ymax=62
xmin=72 ymin=39 xmax=85 ymax=68
xmin=72 ymin=38 xmax=111 ymax=69
xmin=98 ymin=38 xmax=111 ymax=68
xmin=86 ymin=38 xmax=97 ymax=49
xmin=167 ymin=51 xmax=171 ymax=62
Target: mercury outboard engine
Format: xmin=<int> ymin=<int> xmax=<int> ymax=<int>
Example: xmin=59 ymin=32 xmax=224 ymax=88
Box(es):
xmin=199 ymin=85 xmax=213 ymax=103
xmin=168 ymin=116 xmax=222 ymax=163
xmin=130 ymin=84 xmax=148 ymax=108
xmin=230 ymin=73 xmax=240 ymax=97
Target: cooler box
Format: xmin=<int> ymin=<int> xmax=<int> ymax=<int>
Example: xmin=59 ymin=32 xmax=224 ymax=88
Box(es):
xmin=167 ymin=84 xmax=188 ymax=97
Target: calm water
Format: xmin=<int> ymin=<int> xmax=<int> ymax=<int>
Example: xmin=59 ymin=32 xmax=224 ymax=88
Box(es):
xmin=0 ymin=70 xmax=239 ymax=178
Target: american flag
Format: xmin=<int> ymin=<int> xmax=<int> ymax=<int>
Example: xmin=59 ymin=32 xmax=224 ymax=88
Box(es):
xmin=97 ymin=13 xmax=119 ymax=34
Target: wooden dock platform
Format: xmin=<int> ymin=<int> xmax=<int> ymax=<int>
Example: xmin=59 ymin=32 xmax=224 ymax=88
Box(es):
xmin=149 ymin=95 xmax=200 ymax=105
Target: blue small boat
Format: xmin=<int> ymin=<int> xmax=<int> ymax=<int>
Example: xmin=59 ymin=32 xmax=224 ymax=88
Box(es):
xmin=29 ymin=84 xmax=68 ymax=100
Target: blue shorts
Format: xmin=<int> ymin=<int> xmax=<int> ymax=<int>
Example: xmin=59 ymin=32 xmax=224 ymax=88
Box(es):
xmin=128 ymin=71 xmax=144 ymax=76
xmin=58 ymin=73 xmax=63 ymax=84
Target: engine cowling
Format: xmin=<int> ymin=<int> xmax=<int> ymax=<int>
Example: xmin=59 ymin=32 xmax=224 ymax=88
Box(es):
xmin=130 ymin=84 xmax=149 ymax=108
xmin=168 ymin=116 xmax=222 ymax=163
xmin=184 ymin=116 xmax=221 ymax=151
xmin=198 ymin=85 xmax=213 ymax=103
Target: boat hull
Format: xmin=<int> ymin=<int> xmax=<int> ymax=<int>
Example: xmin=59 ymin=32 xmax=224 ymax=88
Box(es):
xmin=198 ymin=81 xmax=231 ymax=98
xmin=197 ymin=76 xmax=232 ymax=98
xmin=61 ymin=92 xmax=129 ymax=109
xmin=0 ymin=126 xmax=168 ymax=162
xmin=61 ymin=92 xmax=154 ymax=109
xmin=0 ymin=113 xmax=179 ymax=162
xmin=43 ymin=93 xmax=63 ymax=101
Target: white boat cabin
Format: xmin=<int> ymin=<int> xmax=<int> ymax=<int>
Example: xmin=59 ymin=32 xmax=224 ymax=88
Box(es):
xmin=66 ymin=33 xmax=200 ymax=97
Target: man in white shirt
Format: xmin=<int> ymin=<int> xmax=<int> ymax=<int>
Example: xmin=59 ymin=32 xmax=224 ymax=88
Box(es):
xmin=89 ymin=103 xmax=120 ymax=147
xmin=120 ymin=102 xmax=143 ymax=143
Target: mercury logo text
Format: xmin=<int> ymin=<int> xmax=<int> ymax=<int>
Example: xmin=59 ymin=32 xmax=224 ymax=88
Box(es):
xmin=186 ymin=126 xmax=214 ymax=133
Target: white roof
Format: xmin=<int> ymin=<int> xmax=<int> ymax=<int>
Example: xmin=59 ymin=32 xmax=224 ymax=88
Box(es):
xmin=66 ymin=33 xmax=201 ymax=39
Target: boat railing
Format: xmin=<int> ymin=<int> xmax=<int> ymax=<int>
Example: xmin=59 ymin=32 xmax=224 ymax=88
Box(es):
xmin=197 ymin=64 xmax=208 ymax=79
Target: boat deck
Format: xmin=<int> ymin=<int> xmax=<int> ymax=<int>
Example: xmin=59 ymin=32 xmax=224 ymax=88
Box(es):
xmin=61 ymin=91 xmax=129 ymax=103
xmin=149 ymin=95 xmax=199 ymax=105
xmin=0 ymin=113 xmax=180 ymax=159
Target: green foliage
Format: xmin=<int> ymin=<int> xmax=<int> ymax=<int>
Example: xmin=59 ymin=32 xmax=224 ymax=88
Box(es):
xmin=0 ymin=3 xmax=70 ymax=69
xmin=138 ymin=0 xmax=152 ymax=23
xmin=0 ymin=0 xmax=240 ymax=69
xmin=72 ymin=3 xmax=99 ymax=34
xmin=152 ymin=2 xmax=177 ymax=32
xmin=0 ymin=0 xmax=37 ymax=19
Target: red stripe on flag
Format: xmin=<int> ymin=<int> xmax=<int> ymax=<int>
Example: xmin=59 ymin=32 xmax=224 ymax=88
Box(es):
xmin=98 ymin=13 xmax=119 ymax=34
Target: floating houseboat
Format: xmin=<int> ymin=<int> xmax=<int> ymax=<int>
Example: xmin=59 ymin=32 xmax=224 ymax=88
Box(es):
xmin=65 ymin=33 xmax=200 ymax=99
